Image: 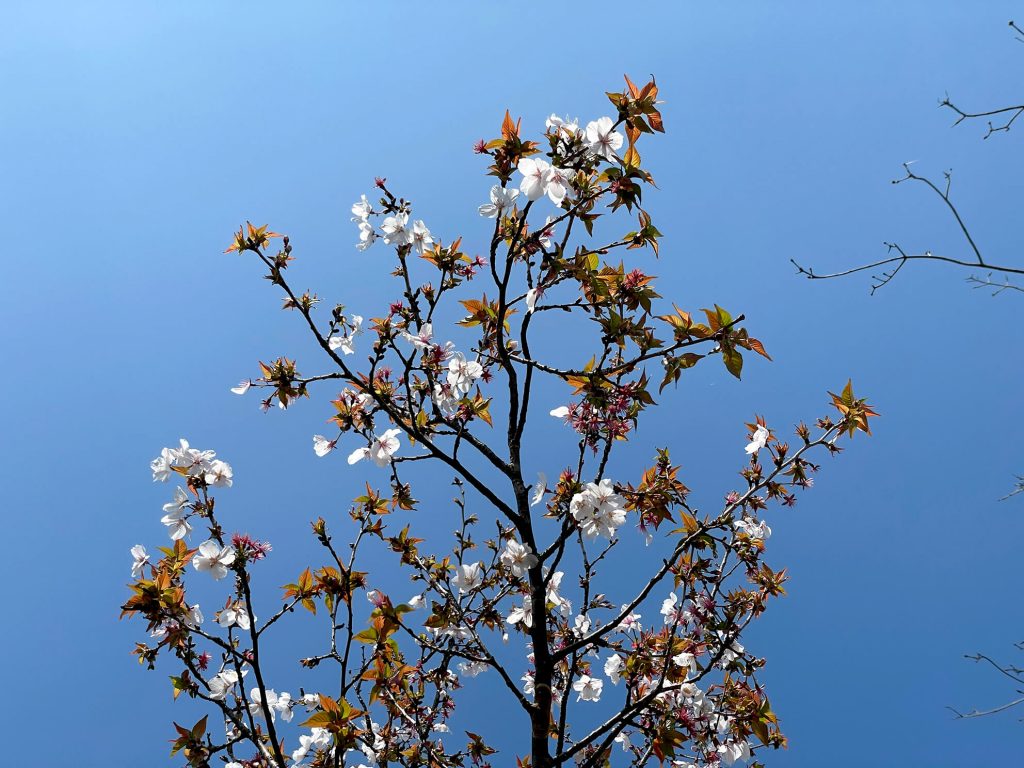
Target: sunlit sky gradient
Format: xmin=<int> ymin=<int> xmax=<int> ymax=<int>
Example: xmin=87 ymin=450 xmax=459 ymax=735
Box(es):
xmin=2 ymin=3 xmax=1023 ymax=766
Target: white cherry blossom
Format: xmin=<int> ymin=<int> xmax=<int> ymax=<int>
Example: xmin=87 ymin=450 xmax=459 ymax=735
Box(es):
xmin=328 ymin=315 xmax=362 ymax=356
xmin=614 ymin=606 xmax=642 ymax=633
xmin=312 ymin=434 xmax=336 ymax=457
xmin=458 ymin=660 xmax=488 ymax=678
xmin=130 ymin=544 xmax=149 ymax=578
xmin=717 ymin=740 xmax=751 ymax=766
xmin=204 ymin=459 xmax=233 ymax=488
xmin=672 ymin=651 xmax=697 ymax=677
xmin=193 ymin=540 xmax=237 ymax=580
xmin=661 ymin=592 xmax=686 ymax=625
xmin=410 ymin=220 xmax=433 ymax=254
xmin=545 ymin=570 xmax=571 ymax=615
xmin=544 ymin=164 xmax=573 ymax=205
xmin=530 ymin=472 xmax=547 ymax=507
xmin=572 ymin=674 xmax=603 ymax=702
xmin=734 ymin=516 xmax=771 ymax=540
xmin=208 ymin=669 xmax=241 ymax=701
xmin=356 ymin=220 xmax=376 ymax=251
xmin=381 ymin=212 xmax=411 ymax=246
xmin=573 ymin=613 xmax=591 ymax=637
xmin=432 ymin=381 xmax=460 ymax=413
xmin=161 ymin=487 xmax=192 ymax=541
xmin=585 ymin=116 xmax=624 ymax=161
xmin=538 ymin=216 xmax=556 ymax=248
xmin=351 ymin=194 xmax=372 ymax=222
xmin=451 ymin=562 xmax=483 ymax=594
xmin=401 ymin=322 xmax=433 ymax=349
xmin=177 ymin=439 xmax=217 ymax=477
xmin=447 ymin=353 xmax=483 ymax=396
xmin=546 ymin=113 xmax=581 ymax=138
xmin=217 ymin=600 xmax=251 ymax=631
xmin=745 ymin=424 xmax=769 ymax=455
xmin=407 ymin=594 xmax=425 ymax=610
xmin=517 ymin=157 xmax=559 ymax=202
xmin=230 ymin=380 xmax=252 ymax=395
xmin=249 ymin=688 xmax=294 ymax=723
xmin=508 ymin=594 xmax=533 ymax=628
xmin=500 ymin=539 xmax=538 ymax=576
xmin=291 ymin=728 xmax=331 ymax=763
xmin=525 ymin=285 xmax=545 ymax=313
xmin=347 ymin=428 xmax=401 ymax=467
xmin=604 ymin=654 xmax=624 ymax=685
xmin=150 ymin=445 xmax=177 ymax=482
xmin=478 ymin=185 xmax=519 ymax=218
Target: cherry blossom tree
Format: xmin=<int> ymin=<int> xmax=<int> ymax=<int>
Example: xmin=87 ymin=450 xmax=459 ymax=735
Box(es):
xmin=123 ymin=75 xmax=875 ymax=768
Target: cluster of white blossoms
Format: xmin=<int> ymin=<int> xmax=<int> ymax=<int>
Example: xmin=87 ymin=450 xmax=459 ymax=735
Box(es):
xmin=518 ymin=158 xmax=573 ymax=205
xmin=505 ymin=115 xmax=628 ymax=208
xmin=564 ymin=613 xmax=698 ymax=707
xmin=507 ymin=569 xmax=570 ymax=630
xmin=477 ymin=115 xmax=623 ymax=221
xmin=290 ymin=727 xmax=331 ymax=766
xmin=661 ymin=592 xmax=689 ymax=627
xmin=608 ymin=657 xmax=752 ymax=767
xmin=151 ymin=438 xmax=233 ymax=487
xmin=431 ymin=348 xmax=481 ymax=414
xmin=133 ymin=440 xmax=240 ymax=576
xmin=346 ymin=428 xmax=401 ymax=467
xmin=249 ymin=687 xmax=294 ymax=723
xmin=569 ymin=478 xmax=627 ymax=540
xmin=351 ymin=194 xmax=376 ymax=251
xmin=350 ymin=193 xmax=433 ymax=255
xmin=160 ymin=487 xmax=192 ymax=540
xmin=311 ymin=326 xmax=482 ymax=464
xmin=208 ymin=675 xmax=362 ymax=767
xmin=328 ymin=313 xmax=363 ymax=356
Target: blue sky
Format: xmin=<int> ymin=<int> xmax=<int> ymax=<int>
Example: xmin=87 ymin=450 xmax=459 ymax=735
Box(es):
xmin=2 ymin=2 xmax=1022 ymax=766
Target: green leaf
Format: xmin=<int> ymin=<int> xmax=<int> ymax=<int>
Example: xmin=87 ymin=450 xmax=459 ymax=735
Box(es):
xmin=722 ymin=345 xmax=743 ymax=379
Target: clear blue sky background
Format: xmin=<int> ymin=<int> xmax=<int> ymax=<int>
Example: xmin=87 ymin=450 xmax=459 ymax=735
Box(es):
xmin=2 ymin=2 xmax=1022 ymax=766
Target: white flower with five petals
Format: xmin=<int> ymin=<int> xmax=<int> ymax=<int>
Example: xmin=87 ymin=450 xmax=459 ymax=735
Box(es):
xmin=478 ymin=185 xmax=519 ymax=218
xmin=447 ymin=353 xmax=483 ymax=396
xmin=500 ymin=539 xmax=538 ymax=577
xmin=572 ymin=674 xmax=603 ymax=702
xmin=381 ymin=213 xmax=411 ymax=246
xmin=193 ymin=540 xmax=237 ymax=580
xmin=585 ymin=116 xmax=624 ymax=161
xmin=451 ymin=562 xmax=483 ymax=594
xmin=517 ymin=158 xmax=551 ymax=202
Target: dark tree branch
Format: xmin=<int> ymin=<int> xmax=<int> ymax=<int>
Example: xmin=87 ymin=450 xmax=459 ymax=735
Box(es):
xmin=792 ymin=165 xmax=1023 ymax=294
